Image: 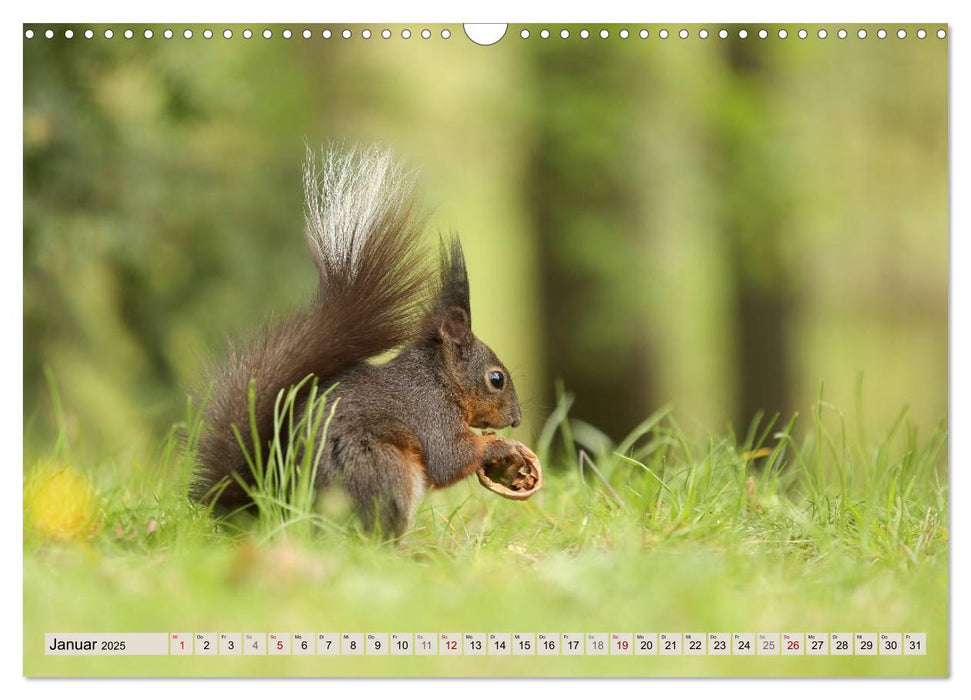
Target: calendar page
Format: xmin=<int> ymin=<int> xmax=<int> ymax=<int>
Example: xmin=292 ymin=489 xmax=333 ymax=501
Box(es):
xmin=22 ymin=21 xmax=948 ymax=678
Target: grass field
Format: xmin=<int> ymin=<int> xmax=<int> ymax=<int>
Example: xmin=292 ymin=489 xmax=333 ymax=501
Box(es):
xmin=23 ymin=384 xmax=949 ymax=677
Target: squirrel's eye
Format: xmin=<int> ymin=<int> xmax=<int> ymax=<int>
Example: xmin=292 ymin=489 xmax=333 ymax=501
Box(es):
xmin=487 ymin=370 xmax=505 ymax=391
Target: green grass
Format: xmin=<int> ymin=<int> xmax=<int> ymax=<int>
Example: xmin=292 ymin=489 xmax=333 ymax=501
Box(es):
xmin=23 ymin=383 xmax=948 ymax=677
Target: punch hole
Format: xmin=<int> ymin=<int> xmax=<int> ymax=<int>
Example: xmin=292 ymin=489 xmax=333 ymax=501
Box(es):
xmin=581 ymin=29 xmax=590 ymax=39
xmin=402 ymin=29 xmax=411 ymax=39
xmin=302 ymin=29 xmax=311 ymax=39
xmin=540 ymin=29 xmax=550 ymax=39
xmin=341 ymin=29 xmax=351 ymax=39
xmin=164 ymin=29 xmax=173 ymax=39
xmin=441 ymin=29 xmax=451 ymax=39
xmin=916 ymin=29 xmax=926 ymax=39
xmin=381 ymin=29 xmax=391 ymax=39
xmin=718 ymin=29 xmax=728 ymax=39
xmin=798 ymin=29 xmax=808 ymax=39
xmin=679 ymin=29 xmax=688 ymax=39
xmin=45 ymin=29 xmax=54 ymax=39
xmin=104 ymin=29 xmax=113 ymax=39
xmin=263 ymin=29 xmax=272 ymax=39
xmin=124 ymin=29 xmax=133 ymax=39
xmin=24 ymin=29 xmax=34 ymax=39
xmin=520 ymin=29 xmax=529 ymax=39
xmin=858 ymin=29 xmax=867 ymax=39
xmin=897 ymin=29 xmax=906 ymax=39
xmin=620 ymin=29 xmax=630 ymax=39
xmin=877 ymin=29 xmax=887 ymax=39
xmin=599 ymin=29 xmax=608 ymax=39
xmin=144 ymin=29 xmax=153 ymax=39
xmin=323 ymin=29 xmax=333 ymax=39
xmin=362 ymin=29 xmax=372 ymax=39
xmin=738 ymin=29 xmax=748 ymax=38
xmin=184 ymin=29 xmax=193 ymax=39
xmin=65 ymin=29 xmax=74 ymax=39
xmin=421 ymin=29 xmax=430 ymax=39
xmin=817 ymin=29 xmax=827 ymax=39
xmin=659 ymin=29 xmax=668 ymax=39
xmin=778 ymin=29 xmax=788 ymax=38
xmin=84 ymin=29 xmax=93 ymax=39
xmin=838 ymin=29 xmax=847 ymax=39
xmin=560 ymin=29 xmax=569 ymax=39
xmin=937 ymin=29 xmax=946 ymax=38
xmin=639 ymin=29 xmax=648 ymax=39
xmin=223 ymin=29 xmax=232 ymax=39
xmin=203 ymin=29 xmax=212 ymax=39
xmin=699 ymin=29 xmax=709 ymax=39
xmin=464 ymin=23 xmax=507 ymax=46
xmin=758 ymin=29 xmax=767 ymax=39
xmin=283 ymin=29 xmax=292 ymax=39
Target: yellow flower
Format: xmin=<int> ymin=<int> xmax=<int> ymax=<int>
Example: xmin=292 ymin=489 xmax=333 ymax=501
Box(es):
xmin=24 ymin=462 xmax=97 ymax=540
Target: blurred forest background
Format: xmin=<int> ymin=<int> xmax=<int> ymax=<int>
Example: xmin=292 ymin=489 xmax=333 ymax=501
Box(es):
xmin=23 ymin=24 xmax=948 ymax=464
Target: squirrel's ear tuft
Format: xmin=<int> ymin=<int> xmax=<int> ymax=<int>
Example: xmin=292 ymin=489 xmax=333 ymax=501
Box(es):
xmin=435 ymin=235 xmax=471 ymax=319
xmin=427 ymin=235 xmax=472 ymax=345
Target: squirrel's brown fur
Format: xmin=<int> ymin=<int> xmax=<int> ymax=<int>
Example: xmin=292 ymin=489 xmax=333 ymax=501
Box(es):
xmin=193 ymin=147 xmax=525 ymax=537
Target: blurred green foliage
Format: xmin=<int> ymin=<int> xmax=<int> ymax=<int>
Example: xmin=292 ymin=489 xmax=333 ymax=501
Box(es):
xmin=23 ymin=24 xmax=947 ymax=464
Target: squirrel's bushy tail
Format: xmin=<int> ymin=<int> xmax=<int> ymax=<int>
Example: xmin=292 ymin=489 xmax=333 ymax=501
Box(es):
xmin=193 ymin=146 xmax=431 ymax=507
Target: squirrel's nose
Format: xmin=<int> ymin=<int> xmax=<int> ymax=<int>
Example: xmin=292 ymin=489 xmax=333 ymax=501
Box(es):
xmin=511 ymin=417 xmax=521 ymax=428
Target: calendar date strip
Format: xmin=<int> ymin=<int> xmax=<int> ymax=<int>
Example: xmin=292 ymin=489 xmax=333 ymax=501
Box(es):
xmin=45 ymin=632 xmax=927 ymax=657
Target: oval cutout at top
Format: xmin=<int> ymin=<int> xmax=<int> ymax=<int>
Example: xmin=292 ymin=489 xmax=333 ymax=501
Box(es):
xmin=464 ymin=23 xmax=508 ymax=46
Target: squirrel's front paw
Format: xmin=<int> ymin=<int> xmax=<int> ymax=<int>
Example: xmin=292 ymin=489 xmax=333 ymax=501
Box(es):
xmin=477 ymin=439 xmax=543 ymax=501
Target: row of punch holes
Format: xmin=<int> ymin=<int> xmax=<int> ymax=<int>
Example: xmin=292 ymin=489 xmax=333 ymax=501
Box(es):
xmin=524 ymin=27 xmax=946 ymax=40
xmin=24 ymin=27 xmax=454 ymax=40
xmin=24 ymin=26 xmax=948 ymax=42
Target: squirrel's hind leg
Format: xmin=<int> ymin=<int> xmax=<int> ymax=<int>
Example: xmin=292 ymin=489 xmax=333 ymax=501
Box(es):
xmin=334 ymin=438 xmax=427 ymax=540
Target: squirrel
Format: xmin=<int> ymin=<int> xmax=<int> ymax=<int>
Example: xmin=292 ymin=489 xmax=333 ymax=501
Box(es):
xmin=192 ymin=146 xmax=531 ymax=537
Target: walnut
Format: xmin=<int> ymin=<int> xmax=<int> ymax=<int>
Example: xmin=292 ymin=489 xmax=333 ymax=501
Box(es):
xmin=476 ymin=441 xmax=543 ymax=501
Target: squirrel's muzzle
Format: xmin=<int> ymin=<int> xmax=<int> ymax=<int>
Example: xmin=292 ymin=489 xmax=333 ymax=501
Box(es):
xmin=510 ymin=404 xmax=522 ymax=428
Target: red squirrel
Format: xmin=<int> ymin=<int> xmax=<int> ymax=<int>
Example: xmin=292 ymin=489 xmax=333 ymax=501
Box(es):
xmin=192 ymin=146 xmax=535 ymax=537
